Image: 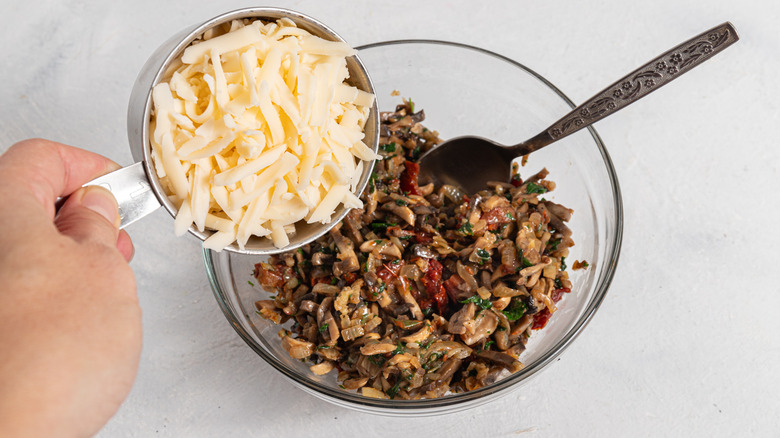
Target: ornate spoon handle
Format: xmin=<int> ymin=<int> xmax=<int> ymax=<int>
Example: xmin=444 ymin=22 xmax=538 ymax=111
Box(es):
xmin=522 ymin=22 xmax=738 ymax=152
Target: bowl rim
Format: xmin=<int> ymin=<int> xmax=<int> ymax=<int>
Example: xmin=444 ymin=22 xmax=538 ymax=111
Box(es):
xmin=203 ymin=39 xmax=624 ymax=412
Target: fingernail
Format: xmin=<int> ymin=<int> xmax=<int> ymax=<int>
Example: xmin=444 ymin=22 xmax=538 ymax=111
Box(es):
xmin=81 ymin=185 xmax=120 ymax=227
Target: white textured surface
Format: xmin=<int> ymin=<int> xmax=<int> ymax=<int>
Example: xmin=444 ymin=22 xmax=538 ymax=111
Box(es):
xmin=2 ymin=0 xmax=779 ymax=436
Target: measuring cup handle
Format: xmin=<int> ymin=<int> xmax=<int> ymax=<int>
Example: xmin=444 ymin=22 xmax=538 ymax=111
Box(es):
xmin=84 ymin=162 xmax=162 ymax=229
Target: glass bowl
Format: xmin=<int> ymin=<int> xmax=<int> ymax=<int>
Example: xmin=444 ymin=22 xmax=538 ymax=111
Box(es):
xmin=203 ymin=40 xmax=623 ymax=416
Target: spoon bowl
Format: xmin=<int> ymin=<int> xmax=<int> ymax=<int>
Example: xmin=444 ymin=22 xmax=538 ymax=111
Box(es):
xmin=418 ymin=22 xmax=738 ymax=193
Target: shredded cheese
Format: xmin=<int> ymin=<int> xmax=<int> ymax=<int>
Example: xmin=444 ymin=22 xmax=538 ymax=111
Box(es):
xmin=150 ymin=18 xmax=377 ymax=250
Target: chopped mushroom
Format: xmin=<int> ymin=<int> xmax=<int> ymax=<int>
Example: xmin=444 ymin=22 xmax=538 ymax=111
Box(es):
xmin=280 ymin=333 xmax=315 ymax=359
xmin=381 ymin=202 xmax=415 ymax=226
xmin=252 ymin=100 xmax=578 ymax=399
xmin=460 ymin=310 xmax=499 ymax=346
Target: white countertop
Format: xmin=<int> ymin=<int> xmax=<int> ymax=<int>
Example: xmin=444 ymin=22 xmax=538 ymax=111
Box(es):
xmin=2 ymin=0 xmax=778 ymax=436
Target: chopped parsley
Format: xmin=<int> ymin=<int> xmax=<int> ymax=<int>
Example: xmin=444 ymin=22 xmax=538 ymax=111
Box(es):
xmin=458 ymin=222 xmax=474 ymax=236
xmin=380 ymin=142 xmax=397 ymax=153
xmin=392 ymin=342 xmax=405 ymax=355
xmin=483 ymin=340 xmax=495 ymax=351
xmin=525 ymin=182 xmax=548 ymax=194
xmin=561 ymin=256 xmax=567 ymax=271
xmin=247 ymin=280 xmax=255 ymax=287
xmin=460 ymin=295 xmax=493 ymax=311
xmin=395 ymin=199 xmax=407 ymax=206
xmin=549 ymin=238 xmax=561 ymax=250
xmin=386 ymin=381 xmax=402 ymax=399
xmin=475 ymin=248 xmax=490 ymax=264
xmin=318 ymin=323 xmax=329 ymax=333
xmin=370 ymin=221 xmax=397 ymax=232
xmin=368 ymin=355 xmax=386 ymax=366
xmin=502 ymin=299 xmax=526 ymax=322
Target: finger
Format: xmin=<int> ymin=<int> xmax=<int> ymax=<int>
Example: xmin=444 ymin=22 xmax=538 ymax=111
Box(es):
xmin=117 ymin=230 xmax=135 ymax=262
xmin=0 ymin=139 xmax=120 ymax=219
xmin=55 ymin=186 xmax=121 ymax=247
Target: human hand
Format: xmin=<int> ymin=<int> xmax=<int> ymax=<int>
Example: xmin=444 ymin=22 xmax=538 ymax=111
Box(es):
xmin=0 ymin=139 xmax=141 ymax=437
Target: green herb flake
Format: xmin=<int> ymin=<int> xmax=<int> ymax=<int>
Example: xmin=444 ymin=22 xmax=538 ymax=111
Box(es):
xmin=525 ymin=182 xmax=548 ymax=194
xmin=386 ymin=381 xmax=402 ymax=399
xmin=318 ymin=323 xmax=329 ymax=333
xmin=521 ymin=256 xmax=533 ymax=268
xmin=368 ymin=355 xmax=386 ymax=366
xmin=370 ymin=221 xmax=397 ymax=232
xmin=392 ymin=342 xmax=405 ymax=355
xmin=247 ymin=280 xmax=255 ymax=287
xmin=561 ymin=256 xmax=567 ymax=271
xmin=483 ymin=340 xmax=495 ymax=351
xmin=459 ymin=295 xmax=493 ymax=311
xmin=549 ymin=238 xmax=562 ymax=250
xmin=458 ymin=222 xmax=474 ymax=236
xmin=330 ymin=277 xmax=339 ymax=285
xmin=395 ymin=199 xmax=407 ymax=206
xmin=476 ymin=248 xmax=490 ymax=260
xmin=380 ymin=142 xmax=397 ymax=153
xmin=502 ymin=299 xmax=526 ymax=322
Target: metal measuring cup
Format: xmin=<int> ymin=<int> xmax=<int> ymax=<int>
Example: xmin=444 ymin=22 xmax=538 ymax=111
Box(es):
xmin=89 ymin=7 xmax=379 ymax=255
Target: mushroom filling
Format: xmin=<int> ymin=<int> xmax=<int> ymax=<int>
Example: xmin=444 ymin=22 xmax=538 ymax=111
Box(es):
xmin=253 ymin=99 xmax=582 ymax=399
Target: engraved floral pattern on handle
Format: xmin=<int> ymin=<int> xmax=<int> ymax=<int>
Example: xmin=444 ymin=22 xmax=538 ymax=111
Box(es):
xmin=547 ymin=23 xmax=738 ymax=140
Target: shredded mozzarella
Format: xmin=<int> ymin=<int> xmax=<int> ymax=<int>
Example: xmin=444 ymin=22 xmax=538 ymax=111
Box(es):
xmin=150 ymin=18 xmax=377 ymax=250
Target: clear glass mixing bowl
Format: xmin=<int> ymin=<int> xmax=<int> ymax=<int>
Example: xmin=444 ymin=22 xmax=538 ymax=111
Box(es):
xmin=203 ymin=40 xmax=623 ymax=416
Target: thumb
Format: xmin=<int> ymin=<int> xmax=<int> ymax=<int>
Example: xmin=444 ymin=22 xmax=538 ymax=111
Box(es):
xmin=55 ymin=185 xmax=121 ymax=247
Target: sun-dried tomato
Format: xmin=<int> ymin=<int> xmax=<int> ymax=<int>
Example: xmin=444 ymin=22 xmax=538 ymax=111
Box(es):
xmin=399 ymin=161 xmax=421 ymax=195
xmin=422 ymin=259 xmax=448 ymax=315
xmin=552 ymin=287 xmax=571 ymax=303
xmin=343 ymin=272 xmax=358 ymax=285
xmin=531 ymin=308 xmax=552 ymax=330
xmin=415 ymin=230 xmax=433 ymax=244
xmin=483 ymin=207 xmax=515 ymax=230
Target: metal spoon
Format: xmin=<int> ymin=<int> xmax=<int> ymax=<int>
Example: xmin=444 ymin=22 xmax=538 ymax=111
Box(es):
xmin=417 ymin=22 xmax=738 ymax=194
